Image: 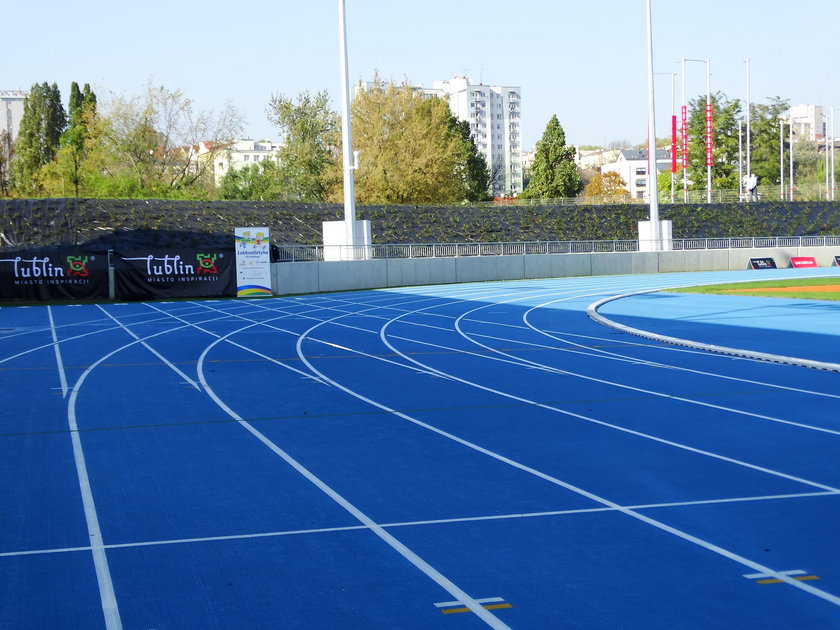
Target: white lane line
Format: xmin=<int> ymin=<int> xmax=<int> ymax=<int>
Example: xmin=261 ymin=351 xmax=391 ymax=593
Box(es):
xmin=289 ymin=300 xmax=840 ymax=608
xmin=192 ymin=322 xmax=510 ymax=630
xmin=47 ymin=305 xmax=68 ymax=398
xmin=587 ymin=290 xmax=840 ymax=373
xmin=96 ymin=305 xmax=201 ymax=391
xmin=5 ymin=489 xmax=837 ymax=559
xmin=67 ymin=361 xmax=123 ymax=630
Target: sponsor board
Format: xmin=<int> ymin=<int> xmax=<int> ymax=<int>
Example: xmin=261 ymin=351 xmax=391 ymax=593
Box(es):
xmin=115 ymin=249 xmax=235 ymax=300
xmin=789 ymin=256 xmax=818 ymax=268
xmin=749 ymin=257 xmax=776 ymax=270
xmin=0 ymin=248 xmax=108 ymax=300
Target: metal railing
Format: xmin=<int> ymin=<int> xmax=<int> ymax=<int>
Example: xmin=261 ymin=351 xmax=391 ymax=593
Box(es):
xmin=275 ymin=235 xmax=840 ymax=262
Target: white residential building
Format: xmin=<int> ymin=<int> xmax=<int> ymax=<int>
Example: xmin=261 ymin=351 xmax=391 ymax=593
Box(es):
xmin=431 ymin=76 xmax=523 ymax=198
xmin=601 ymin=149 xmax=671 ymax=199
xmin=1 ymin=90 xmax=27 ymax=141
xmin=789 ymin=104 xmax=825 ymax=142
xmin=210 ymin=139 xmax=284 ymax=185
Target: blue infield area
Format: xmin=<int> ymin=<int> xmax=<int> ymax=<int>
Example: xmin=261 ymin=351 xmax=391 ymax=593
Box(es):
xmin=2 ymin=268 xmax=840 ymax=629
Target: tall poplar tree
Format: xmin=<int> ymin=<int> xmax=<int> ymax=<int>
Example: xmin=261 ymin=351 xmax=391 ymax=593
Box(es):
xmin=10 ymin=82 xmax=67 ymax=193
xmin=521 ymin=115 xmax=581 ymax=199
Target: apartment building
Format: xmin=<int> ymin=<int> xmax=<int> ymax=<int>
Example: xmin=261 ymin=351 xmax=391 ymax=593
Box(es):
xmin=789 ymin=104 xmax=826 ymax=142
xmin=1 ymin=90 xmax=27 ymax=141
xmin=210 ymin=139 xmax=284 ymax=185
xmin=601 ymin=149 xmax=671 ymax=200
xmin=432 ymin=76 xmax=523 ymax=198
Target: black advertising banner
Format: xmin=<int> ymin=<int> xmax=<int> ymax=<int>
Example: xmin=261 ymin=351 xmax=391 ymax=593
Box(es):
xmin=0 ymin=248 xmax=109 ymax=300
xmin=114 ymin=248 xmax=235 ymax=300
xmin=749 ymin=257 xmax=777 ymax=269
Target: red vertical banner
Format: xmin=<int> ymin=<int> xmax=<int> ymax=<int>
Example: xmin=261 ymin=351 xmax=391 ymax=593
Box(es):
xmin=671 ymin=115 xmax=678 ymax=173
xmin=705 ymin=103 xmax=714 ymax=166
xmin=681 ymin=105 xmax=688 ymax=168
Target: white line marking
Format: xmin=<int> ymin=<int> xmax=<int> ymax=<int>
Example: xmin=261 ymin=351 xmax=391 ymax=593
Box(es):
xmin=435 ymin=597 xmax=505 ymax=607
xmin=4 ymin=489 xmax=837 ymax=559
xmin=192 ymin=320 xmax=510 ymax=630
xmin=290 ymin=299 xmax=840 ymax=608
xmin=47 ymin=306 xmax=68 ymax=398
xmin=96 ymin=305 xmax=200 ymax=391
xmin=68 ymin=365 xmax=123 ymax=629
xmin=744 ymin=570 xmax=807 ymax=579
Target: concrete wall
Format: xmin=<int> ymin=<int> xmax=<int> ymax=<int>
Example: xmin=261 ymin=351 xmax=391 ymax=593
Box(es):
xmin=272 ymin=247 xmax=840 ymax=296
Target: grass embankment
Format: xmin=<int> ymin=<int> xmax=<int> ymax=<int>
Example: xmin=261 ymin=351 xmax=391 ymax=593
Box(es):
xmin=669 ymin=277 xmax=840 ymax=301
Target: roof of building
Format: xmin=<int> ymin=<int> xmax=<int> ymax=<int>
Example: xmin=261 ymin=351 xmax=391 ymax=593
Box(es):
xmin=618 ymin=149 xmax=670 ymax=161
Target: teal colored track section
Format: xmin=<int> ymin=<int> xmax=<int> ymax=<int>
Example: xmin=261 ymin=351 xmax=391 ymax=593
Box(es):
xmin=2 ymin=268 xmax=840 ymax=629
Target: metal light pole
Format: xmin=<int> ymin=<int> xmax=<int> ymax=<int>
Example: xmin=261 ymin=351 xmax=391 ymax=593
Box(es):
xmin=745 ymin=59 xmax=751 ymax=181
xmin=832 ymin=107 xmax=836 ymax=201
xmin=779 ymin=119 xmax=785 ymax=201
xmin=789 ymin=112 xmax=794 ymax=201
xmin=654 ymin=71 xmax=677 ymax=203
xmin=645 ymin=0 xmax=661 ymax=250
xmin=338 ymin=0 xmax=357 ymax=257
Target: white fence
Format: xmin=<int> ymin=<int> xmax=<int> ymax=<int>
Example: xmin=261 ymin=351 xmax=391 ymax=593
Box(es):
xmin=275 ymin=235 xmax=840 ymax=263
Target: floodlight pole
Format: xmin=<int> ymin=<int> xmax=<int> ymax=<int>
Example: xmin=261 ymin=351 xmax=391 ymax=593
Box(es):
xmin=779 ymin=119 xmax=785 ymax=200
xmin=789 ymin=112 xmax=794 ymax=201
xmin=645 ymin=0 xmax=660 ymax=250
xmin=745 ymin=59 xmax=751 ymax=181
xmin=338 ymin=0 xmax=357 ymax=257
xmin=832 ymin=107 xmax=836 ymax=201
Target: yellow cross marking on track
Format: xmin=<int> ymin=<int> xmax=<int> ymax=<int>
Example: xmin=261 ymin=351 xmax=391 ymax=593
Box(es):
xmin=434 ymin=596 xmax=512 ymax=615
xmin=744 ymin=569 xmax=820 ymax=584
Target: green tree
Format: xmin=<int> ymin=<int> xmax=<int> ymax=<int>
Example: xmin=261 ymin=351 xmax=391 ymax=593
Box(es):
xmin=217 ymin=160 xmax=283 ymax=201
xmin=0 ymin=131 xmax=12 ymax=196
xmin=344 ymin=81 xmax=471 ymax=204
xmin=452 ymin=117 xmax=491 ymax=202
xmin=520 ymin=115 xmax=581 ymax=199
xmin=684 ymin=92 xmax=742 ymax=191
xmin=746 ymin=97 xmax=789 ymax=190
xmin=267 ymin=90 xmax=339 ymax=202
xmin=48 ymin=82 xmax=99 ymax=198
xmin=10 ymin=82 xmax=67 ymax=194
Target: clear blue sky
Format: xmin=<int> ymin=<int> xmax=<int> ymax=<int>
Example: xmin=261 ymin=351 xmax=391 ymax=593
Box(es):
xmin=5 ymin=1 xmax=839 ymax=149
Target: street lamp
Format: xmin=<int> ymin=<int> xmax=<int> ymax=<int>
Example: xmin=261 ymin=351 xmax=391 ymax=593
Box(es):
xmin=338 ymin=0 xmax=357 ymax=256
xmin=645 ymin=0 xmax=661 ymax=250
xmin=654 ymin=71 xmax=677 ymax=203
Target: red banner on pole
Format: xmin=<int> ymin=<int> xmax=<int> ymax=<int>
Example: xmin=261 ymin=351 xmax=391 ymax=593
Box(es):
xmin=671 ymin=115 xmax=677 ymax=173
xmin=681 ymin=105 xmax=688 ymax=168
xmin=705 ymin=103 xmax=713 ymax=166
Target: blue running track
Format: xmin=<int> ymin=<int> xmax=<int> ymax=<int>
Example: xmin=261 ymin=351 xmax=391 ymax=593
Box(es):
xmin=2 ymin=268 xmax=840 ymax=629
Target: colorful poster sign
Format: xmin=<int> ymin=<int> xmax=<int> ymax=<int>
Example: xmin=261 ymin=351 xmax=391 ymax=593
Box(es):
xmin=234 ymin=227 xmax=272 ymax=297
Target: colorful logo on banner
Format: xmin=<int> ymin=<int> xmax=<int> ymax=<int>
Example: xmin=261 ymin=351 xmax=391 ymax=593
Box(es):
xmin=749 ymin=257 xmax=777 ymax=269
xmin=122 ymin=253 xmax=223 ymax=280
xmin=234 ymin=227 xmax=272 ymax=297
xmin=0 ymin=254 xmax=96 ymax=285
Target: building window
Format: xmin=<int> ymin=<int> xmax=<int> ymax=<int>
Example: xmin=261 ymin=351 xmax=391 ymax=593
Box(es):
xmin=243 ymin=154 xmax=249 ymax=161
xmin=636 ymin=179 xmax=647 ymax=187
xmin=635 ymin=167 xmax=646 ymax=175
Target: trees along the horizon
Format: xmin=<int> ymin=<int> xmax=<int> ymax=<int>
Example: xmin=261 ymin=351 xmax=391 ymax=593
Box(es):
xmin=267 ymin=90 xmax=339 ymax=202
xmin=334 ymin=81 xmax=475 ymax=204
xmin=93 ymin=82 xmax=243 ymax=198
xmin=520 ymin=115 xmax=581 ymax=199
